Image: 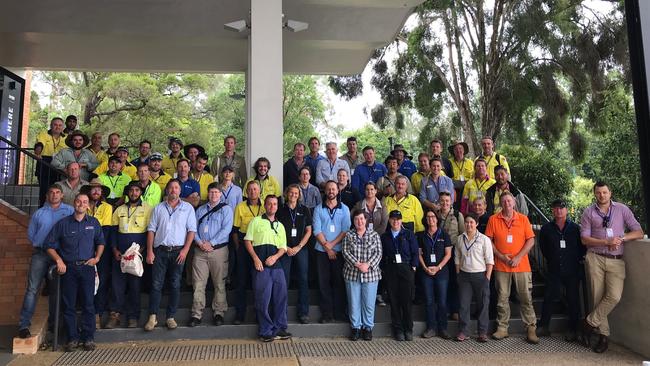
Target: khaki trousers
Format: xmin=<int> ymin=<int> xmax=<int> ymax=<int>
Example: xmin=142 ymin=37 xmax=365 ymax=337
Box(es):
xmin=585 ymin=251 xmax=625 ymax=336
xmin=191 ymin=246 xmax=229 ymax=319
xmin=494 ymin=271 xmax=537 ymax=330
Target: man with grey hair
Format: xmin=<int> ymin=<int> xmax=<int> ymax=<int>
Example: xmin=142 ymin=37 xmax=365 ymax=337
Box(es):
xmin=316 ymin=142 xmax=351 ymax=189
xmin=56 ymin=162 xmax=88 ymax=206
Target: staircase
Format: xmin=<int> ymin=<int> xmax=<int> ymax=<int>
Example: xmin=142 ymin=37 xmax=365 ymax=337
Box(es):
xmin=94 ymin=281 xmax=569 ymax=342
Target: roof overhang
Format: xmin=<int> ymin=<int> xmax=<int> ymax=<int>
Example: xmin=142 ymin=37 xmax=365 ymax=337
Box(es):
xmin=0 ymin=0 xmax=424 ymax=75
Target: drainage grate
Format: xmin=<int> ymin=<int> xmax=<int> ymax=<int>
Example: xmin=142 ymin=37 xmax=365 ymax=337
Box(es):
xmin=53 ymin=337 xmax=589 ymax=365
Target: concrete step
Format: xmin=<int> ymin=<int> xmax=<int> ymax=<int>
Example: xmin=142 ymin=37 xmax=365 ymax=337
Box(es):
xmin=94 ymin=317 xmax=569 ymax=343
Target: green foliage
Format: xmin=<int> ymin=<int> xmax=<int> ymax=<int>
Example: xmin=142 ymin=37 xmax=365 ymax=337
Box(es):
xmin=343 ymin=125 xmax=393 ymax=161
xmin=569 ymin=176 xmax=595 ymax=219
xmin=499 ymin=144 xmax=573 ymax=215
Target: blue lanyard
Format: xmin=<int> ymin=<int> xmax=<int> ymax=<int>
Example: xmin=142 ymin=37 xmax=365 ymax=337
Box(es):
xmin=426 ymin=229 xmax=442 ymax=251
xmin=222 ymin=184 xmax=233 ymax=200
xmin=463 ymin=234 xmax=478 ymax=252
xmin=165 ymin=202 xmax=180 ymax=218
xmin=289 ymin=206 xmax=298 ymax=228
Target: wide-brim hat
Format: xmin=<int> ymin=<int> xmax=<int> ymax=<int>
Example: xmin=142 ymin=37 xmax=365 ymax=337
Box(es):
xmin=168 ymin=137 xmax=183 ymax=150
xmin=80 ymin=178 xmax=110 ymax=198
xmin=390 ymin=144 xmax=411 ymax=159
xmin=124 ymin=181 xmax=143 ymax=194
xmin=448 ymin=140 xmax=469 ymax=156
xmin=183 ymin=143 xmax=206 ymax=158
xmin=64 ymin=130 xmax=90 ymax=149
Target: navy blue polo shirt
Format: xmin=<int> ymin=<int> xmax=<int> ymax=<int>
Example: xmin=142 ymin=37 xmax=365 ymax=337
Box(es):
xmin=539 ymin=220 xmax=585 ymax=276
xmin=417 ymin=229 xmax=452 ymax=267
xmin=277 ymin=203 xmax=313 ymax=248
xmin=178 ymin=177 xmax=200 ymax=198
xmin=46 ymin=214 xmax=105 ymax=262
xmin=380 ymin=228 xmax=419 ymax=267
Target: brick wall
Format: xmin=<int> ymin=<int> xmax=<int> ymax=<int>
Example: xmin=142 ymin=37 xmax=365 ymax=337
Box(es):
xmin=0 ymin=199 xmax=31 ymax=325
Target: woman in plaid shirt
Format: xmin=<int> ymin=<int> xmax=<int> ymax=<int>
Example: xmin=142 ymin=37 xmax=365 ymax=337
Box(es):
xmin=342 ymin=209 xmax=383 ymax=341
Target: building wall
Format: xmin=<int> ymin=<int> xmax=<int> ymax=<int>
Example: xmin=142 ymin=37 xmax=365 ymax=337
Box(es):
xmin=0 ymin=199 xmax=31 ymax=325
xmin=609 ymin=240 xmax=650 ymax=358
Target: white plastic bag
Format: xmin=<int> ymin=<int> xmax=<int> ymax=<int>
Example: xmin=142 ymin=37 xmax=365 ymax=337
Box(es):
xmin=120 ymin=243 xmax=144 ymax=277
xmin=94 ymin=265 xmax=99 ymax=295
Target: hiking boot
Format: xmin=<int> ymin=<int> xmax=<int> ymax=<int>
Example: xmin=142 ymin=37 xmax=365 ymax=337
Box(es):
xmin=349 ymin=328 xmax=361 ymax=341
xmin=82 ymin=341 xmax=96 ymax=351
xmin=527 ymin=326 xmax=539 ymax=344
xmin=214 ymin=314 xmax=224 ymax=326
xmin=492 ymin=328 xmax=509 ymax=340
xmin=166 ymin=318 xmax=178 ymax=330
xmin=144 ymin=314 xmax=157 ymax=331
xmin=18 ymin=328 xmax=31 ymax=339
xmin=362 ymin=328 xmax=373 ymax=341
xmin=404 ymin=331 xmax=414 ymax=341
xmin=64 ymin=340 xmax=78 ymax=352
xmin=593 ymin=335 xmax=609 ymax=353
xmin=188 ymin=317 xmax=201 ymax=327
xmin=105 ymin=312 xmax=120 ymax=329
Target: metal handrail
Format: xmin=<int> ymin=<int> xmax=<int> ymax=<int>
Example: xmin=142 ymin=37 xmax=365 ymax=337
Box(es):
xmin=0 ymin=135 xmax=67 ymax=177
xmin=522 ymin=192 xmax=551 ymax=225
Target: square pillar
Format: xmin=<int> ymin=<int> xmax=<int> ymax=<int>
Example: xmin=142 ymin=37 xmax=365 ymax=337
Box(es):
xmin=246 ymin=0 xmax=284 ymax=188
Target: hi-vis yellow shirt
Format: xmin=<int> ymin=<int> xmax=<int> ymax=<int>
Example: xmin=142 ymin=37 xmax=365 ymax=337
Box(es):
xmin=383 ymin=194 xmax=424 ymax=232
xmin=88 ymin=201 xmax=113 ymax=227
xmin=191 ymin=170 xmax=214 ymax=202
xmin=450 ymin=158 xmax=474 ymax=181
xmin=36 ymin=130 xmax=67 ymax=157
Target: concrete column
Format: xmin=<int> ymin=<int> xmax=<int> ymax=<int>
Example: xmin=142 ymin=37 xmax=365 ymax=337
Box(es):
xmin=246 ymin=0 xmax=284 ymax=188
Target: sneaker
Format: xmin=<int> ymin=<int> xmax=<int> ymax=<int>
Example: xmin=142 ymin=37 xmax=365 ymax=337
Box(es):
xmin=214 ymin=314 xmax=224 ymax=326
xmin=127 ymin=319 xmax=138 ymax=328
xmin=349 ymin=328 xmax=361 ymax=341
xmin=537 ymin=326 xmax=550 ymax=337
xmin=376 ymin=294 xmax=387 ymax=307
xmin=437 ymin=329 xmax=451 ymax=340
xmin=259 ymin=335 xmax=274 ymax=343
xmin=64 ymin=340 xmax=79 ymax=352
xmin=362 ymin=328 xmax=373 ymax=341
xmin=18 ymin=328 xmax=31 ymax=339
xmin=404 ymin=331 xmax=413 ymax=341
xmin=82 ymin=341 xmax=96 ymax=351
xmin=492 ymin=328 xmax=509 ymax=340
xmin=477 ymin=334 xmax=489 ymax=343
xmin=166 ymin=318 xmax=178 ymax=330
xmin=188 ymin=317 xmax=201 ymax=327
xmin=526 ymin=326 xmax=539 ymax=344
xmin=105 ymin=312 xmax=120 ymax=329
xmin=421 ymin=328 xmax=435 ymax=339
xmin=455 ymin=332 xmax=469 ymax=342
xmin=275 ymin=330 xmax=292 ymax=340
xmin=144 ymin=314 xmax=157 ymax=331
xmin=299 ymin=315 xmax=310 ymax=324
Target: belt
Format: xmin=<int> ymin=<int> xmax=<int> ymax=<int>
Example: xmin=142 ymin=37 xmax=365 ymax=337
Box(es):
xmin=594 ymin=252 xmax=623 ymax=260
xmin=157 ymin=245 xmax=183 ymax=252
xmin=66 ymin=260 xmax=90 ymax=265
xmin=212 ymin=242 xmax=228 ymax=250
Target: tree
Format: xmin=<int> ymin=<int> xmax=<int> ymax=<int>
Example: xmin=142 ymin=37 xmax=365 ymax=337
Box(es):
xmin=330 ymin=1 xmax=629 ymax=157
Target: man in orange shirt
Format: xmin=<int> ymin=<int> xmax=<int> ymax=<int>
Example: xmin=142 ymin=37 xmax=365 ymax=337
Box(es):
xmin=485 ymin=192 xmax=538 ymax=344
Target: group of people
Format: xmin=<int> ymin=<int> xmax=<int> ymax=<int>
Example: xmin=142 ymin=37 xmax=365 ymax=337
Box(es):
xmin=17 ymin=116 xmax=644 ymax=354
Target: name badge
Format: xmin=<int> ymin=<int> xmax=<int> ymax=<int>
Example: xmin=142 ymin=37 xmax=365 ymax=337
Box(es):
xmin=506 ymin=234 xmax=513 ymax=243
xmin=430 ymin=254 xmax=436 ymax=263
xmin=350 ymin=168 xmax=355 ymax=176
xmin=122 ymin=223 xmax=129 ymax=232
xmin=460 ymin=175 xmax=465 ymax=182
xmin=606 ymin=228 xmax=614 ymax=238
xmin=368 ymin=223 xmax=374 ymax=231
xmin=560 ymin=239 xmax=566 ymax=249
xmin=203 ymin=225 xmax=209 ymax=234
xmin=109 ymin=191 xmax=116 ymax=199
xmin=291 ymin=228 xmax=298 ymax=237
xmin=395 ymin=254 xmax=402 ymax=264
xmin=426 ymin=185 xmax=432 ymax=189
xmin=329 ymin=224 xmax=336 ymax=233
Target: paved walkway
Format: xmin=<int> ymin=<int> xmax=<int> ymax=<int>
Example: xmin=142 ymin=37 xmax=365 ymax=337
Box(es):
xmin=6 ymin=336 xmax=647 ymax=366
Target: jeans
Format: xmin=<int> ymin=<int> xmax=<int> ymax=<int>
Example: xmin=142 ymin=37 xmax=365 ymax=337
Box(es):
xmin=61 ymin=263 xmax=95 ymax=342
xmin=110 ymin=257 xmax=141 ymax=320
xmin=280 ymin=247 xmax=309 ymax=317
xmin=422 ymin=268 xmax=449 ymax=331
xmin=148 ymin=247 xmax=184 ymax=318
xmin=18 ymin=250 xmax=58 ymax=330
xmin=345 ymin=280 xmax=378 ymax=330
xmin=253 ymin=268 xmax=288 ymax=337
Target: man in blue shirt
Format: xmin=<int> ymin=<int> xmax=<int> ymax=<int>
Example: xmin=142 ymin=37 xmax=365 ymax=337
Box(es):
xmin=304 ymin=137 xmax=325 ymax=185
xmin=176 ymin=158 xmax=200 ymax=207
xmin=351 ymin=146 xmax=388 ymax=195
xmin=313 ymin=180 xmax=351 ymax=323
xmin=189 ymin=183 xmax=233 ymax=327
xmin=46 ymin=192 xmax=105 ymax=352
xmin=17 ymin=184 xmax=74 ymax=339
xmin=392 ymin=144 xmax=417 ymax=179
xmin=420 ymin=157 xmax=455 ymax=211
xmin=380 ymin=210 xmax=419 ymax=341
xmin=315 ymin=142 xmax=351 ymax=189
xmin=145 ymin=179 xmax=197 ymax=331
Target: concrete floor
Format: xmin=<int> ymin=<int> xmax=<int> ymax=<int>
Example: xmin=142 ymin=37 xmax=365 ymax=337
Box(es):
xmin=5 ymin=336 xmax=647 ymax=366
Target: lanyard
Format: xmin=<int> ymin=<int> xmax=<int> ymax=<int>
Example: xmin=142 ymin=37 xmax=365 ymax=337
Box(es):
xmin=393 ymin=194 xmax=408 ymax=210
xmin=328 ymin=160 xmax=337 ymax=177
xmin=453 ymin=159 xmax=466 ymax=177
xmin=327 ymin=205 xmax=338 ymax=222
xmin=247 ymin=202 xmax=261 ymax=217
xmin=392 ymin=233 xmax=402 ymax=254
xmin=502 ymin=214 xmax=515 ymax=233
xmin=463 ymin=234 xmax=478 ymax=251
xmin=595 ymin=205 xmax=612 ymax=227
xmin=427 ymin=176 xmax=441 ymax=195
xmin=222 ymin=184 xmax=233 ymax=200
xmin=107 ymin=174 xmax=121 ymax=191
xmin=426 ymin=229 xmax=442 ymax=251
xmin=365 ymin=163 xmax=377 ymax=181
xmin=475 ymin=178 xmax=489 ymax=192
xmin=51 ymin=135 xmax=62 ymax=151
xmin=142 ymin=182 xmax=152 ymax=199
xmin=268 ymin=219 xmax=279 ymax=235
xmin=127 ymin=204 xmax=140 ymax=220
xmin=165 ymin=202 xmax=180 ymax=218
xmin=555 ymin=220 xmax=569 ymax=239
xmin=300 ymin=185 xmax=309 ymax=203
xmin=289 ymin=206 xmax=298 ymax=228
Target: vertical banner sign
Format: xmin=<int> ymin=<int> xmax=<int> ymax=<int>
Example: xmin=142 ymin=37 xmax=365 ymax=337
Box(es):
xmin=0 ymin=70 xmax=24 ymax=185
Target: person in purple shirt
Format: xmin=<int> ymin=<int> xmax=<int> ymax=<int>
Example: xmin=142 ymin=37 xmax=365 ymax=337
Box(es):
xmin=579 ymin=181 xmax=643 ymax=353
